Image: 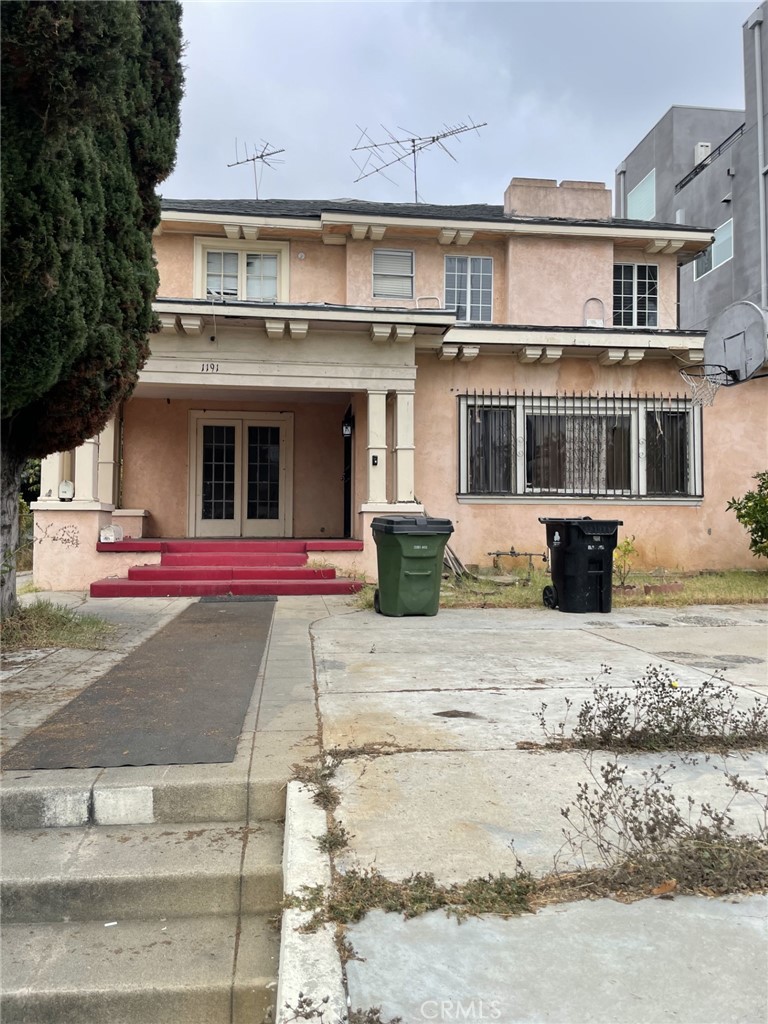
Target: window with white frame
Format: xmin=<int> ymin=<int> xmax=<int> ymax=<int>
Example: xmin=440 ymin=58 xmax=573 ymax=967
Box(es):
xmin=613 ymin=263 xmax=658 ymax=327
xmin=445 ymin=255 xmax=493 ymax=322
xmin=458 ymin=392 xmax=702 ymax=499
xmin=694 ymin=219 xmax=733 ymax=280
xmin=194 ymin=239 xmax=289 ymax=302
xmin=626 ymin=168 xmax=656 ymax=220
xmin=372 ymin=249 xmax=414 ymax=299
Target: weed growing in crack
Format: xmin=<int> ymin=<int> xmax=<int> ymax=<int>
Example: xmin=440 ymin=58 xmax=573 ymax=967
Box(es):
xmin=317 ymin=820 xmax=352 ymax=854
xmin=555 ymin=754 xmax=768 ymax=895
xmin=534 ymin=664 xmax=768 ymax=752
xmin=292 ymin=752 xmax=343 ymax=811
xmin=279 ymin=995 xmax=401 ymax=1024
xmin=287 ymin=865 xmax=536 ymax=930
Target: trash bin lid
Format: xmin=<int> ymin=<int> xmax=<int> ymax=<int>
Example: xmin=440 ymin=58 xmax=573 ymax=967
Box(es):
xmin=539 ymin=517 xmax=623 ymax=535
xmin=371 ymin=515 xmax=454 ymax=535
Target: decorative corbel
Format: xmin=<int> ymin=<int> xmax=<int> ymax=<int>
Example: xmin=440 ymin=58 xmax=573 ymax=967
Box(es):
xmin=265 ymin=320 xmax=286 ymax=340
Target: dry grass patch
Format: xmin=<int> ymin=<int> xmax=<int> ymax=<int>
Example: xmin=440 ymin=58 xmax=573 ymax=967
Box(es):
xmin=1 ymin=600 xmax=115 ymax=653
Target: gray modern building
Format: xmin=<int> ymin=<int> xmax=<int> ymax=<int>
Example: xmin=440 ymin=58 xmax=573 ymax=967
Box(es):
xmin=616 ymin=2 xmax=767 ymax=332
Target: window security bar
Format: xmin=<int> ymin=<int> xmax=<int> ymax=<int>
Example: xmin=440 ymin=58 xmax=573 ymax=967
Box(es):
xmin=457 ymin=390 xmax=703 ymax=500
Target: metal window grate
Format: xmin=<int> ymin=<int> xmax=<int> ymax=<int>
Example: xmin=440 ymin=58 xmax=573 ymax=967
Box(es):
xmin=458 ymin=390 xmax=702 ymax=500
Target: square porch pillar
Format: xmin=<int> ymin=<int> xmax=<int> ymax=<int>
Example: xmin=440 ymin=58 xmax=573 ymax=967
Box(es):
xmin=394 ymin=391 xmax=416 ymax=503
xmin=366 ymin=390 xmax=388 ymax=503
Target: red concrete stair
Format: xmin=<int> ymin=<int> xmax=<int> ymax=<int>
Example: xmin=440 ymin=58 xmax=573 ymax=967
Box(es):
xmin=90 ymin=539 xmax=364 ymax=599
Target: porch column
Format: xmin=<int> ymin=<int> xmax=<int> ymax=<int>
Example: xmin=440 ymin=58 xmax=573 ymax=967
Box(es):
xmin=394 ymin=391 xmax=415 ymax=503
xmin=98 ymin=417 xmax=118 ymax=506
xmin=74 ymin=436 xmax=101 ymax=505
xmin=366 ymin=390 xmax=388 ymax=503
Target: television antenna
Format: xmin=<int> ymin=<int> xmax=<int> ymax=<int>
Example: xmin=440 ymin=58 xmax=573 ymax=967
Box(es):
xmin=352 ymin=119 xmax=487 ymax=203
xmin=227 ymin=139 xmax=285 ymax=199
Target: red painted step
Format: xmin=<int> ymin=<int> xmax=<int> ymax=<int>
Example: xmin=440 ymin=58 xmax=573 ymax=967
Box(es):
xmin=161 ymin=552 xmax=308 ymax=567
xmin=89 ymin=578 xmax=362 ymax=598
xmin=91 ymin=537 xmax=365 ymax=598
xmin=162 ymin=540 xmax=309 ymax=554
xmin=128 ymin=565 xmax=337 ymax=581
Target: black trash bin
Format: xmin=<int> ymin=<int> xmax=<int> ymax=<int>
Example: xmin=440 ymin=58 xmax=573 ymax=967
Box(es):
xmin=539 ymin=517 xmax=623 ymax=614
xmin=371 ymin=515 xmax=454 ymax=616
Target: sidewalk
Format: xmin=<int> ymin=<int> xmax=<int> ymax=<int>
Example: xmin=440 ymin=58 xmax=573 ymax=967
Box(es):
xmin=3 ymin=594 xmax=767 ymax=1022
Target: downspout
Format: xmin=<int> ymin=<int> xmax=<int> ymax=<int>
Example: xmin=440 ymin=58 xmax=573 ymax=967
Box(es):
xmin=748 ymin=7 xmax=767 ymax=308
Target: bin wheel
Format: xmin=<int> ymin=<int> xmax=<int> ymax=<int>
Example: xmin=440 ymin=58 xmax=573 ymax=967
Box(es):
xmin=373 ymin=588 xmax=381 ymax=614
xmin=543 ymin=585 xmax=558 ymax=609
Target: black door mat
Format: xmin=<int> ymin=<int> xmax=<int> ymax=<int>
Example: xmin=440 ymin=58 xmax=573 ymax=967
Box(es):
xmin=2 ymin=600 xmax=275 ymax=770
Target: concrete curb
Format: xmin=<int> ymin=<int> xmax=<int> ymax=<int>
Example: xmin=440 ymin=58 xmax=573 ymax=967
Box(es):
xmin=276 ymin=781 xmax=347 ymax=1022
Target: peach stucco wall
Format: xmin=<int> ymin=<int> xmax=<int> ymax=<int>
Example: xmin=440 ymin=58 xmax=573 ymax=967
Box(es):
xmin=155 ymin=234 xmax=194 ymax=297
xmin=507 ymin=236 xmax=613 ymax=327
xmin=344 ymin=236 xmax=508 ymax=322
xmin=411 ymin=353 xmax=767 ymax=572
xmin=122 ymin=397 xmax=347 ymax=538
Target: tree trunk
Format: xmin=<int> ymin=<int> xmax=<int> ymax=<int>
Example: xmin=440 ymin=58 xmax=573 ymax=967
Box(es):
xmin=1 ymin=422 xmax=25 ymax=620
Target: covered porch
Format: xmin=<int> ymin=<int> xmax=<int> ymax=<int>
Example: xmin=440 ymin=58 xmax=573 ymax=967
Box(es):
xmin=31 ymin=302 xmax=452 ymax=592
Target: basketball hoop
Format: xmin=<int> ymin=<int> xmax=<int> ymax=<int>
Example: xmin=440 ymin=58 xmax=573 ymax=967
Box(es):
xmin=679 ymin=363 xmax=737 ymax=406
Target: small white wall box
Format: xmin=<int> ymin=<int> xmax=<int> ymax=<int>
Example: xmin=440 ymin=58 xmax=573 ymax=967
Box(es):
xmin=58 ymin=480 xmax=74 ymax=502
xmin=99 ymin=525 xmax=124 ymax=543
xmin=694 ymin=142 xmax=711 ymax=165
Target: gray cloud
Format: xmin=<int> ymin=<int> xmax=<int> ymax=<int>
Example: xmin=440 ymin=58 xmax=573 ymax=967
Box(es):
xmin=163 ymin=1 xmax=754 ymax=206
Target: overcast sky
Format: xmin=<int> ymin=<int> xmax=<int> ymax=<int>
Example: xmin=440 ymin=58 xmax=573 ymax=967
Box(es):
xmin=162 ymin=1 xmax=756 ymax=207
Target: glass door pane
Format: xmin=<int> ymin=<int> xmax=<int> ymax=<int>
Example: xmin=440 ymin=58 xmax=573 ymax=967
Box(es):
xmin=246 ymin=425 xmax=281 ymax=521
xmin=202 ymin=424 xmax=236 ymax=520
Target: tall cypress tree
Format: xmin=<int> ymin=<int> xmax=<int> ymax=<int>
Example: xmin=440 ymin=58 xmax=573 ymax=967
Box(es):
xmin=1 ymin=1 xmax=183 ymax=616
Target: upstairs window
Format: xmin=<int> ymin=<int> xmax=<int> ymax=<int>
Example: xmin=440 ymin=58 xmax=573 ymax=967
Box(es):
xmin=372 ymin=249 xmax=414 ymax=299
xmin=458 ymin=392 xmax=702 ymax=500
xmin=626 ymin=168 xmax=656 ymax=220
xmin=613 ymin=264 xmax=658 ymax=327
xmin=694 ymin=219 xmax=733 ymax=280
xmin=194 ymin=239 xmax=289 ymax=302
xmin=445 ymin=256 xmax=493 ymax=322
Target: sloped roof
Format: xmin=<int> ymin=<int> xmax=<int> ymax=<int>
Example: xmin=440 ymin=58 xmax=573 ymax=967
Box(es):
xmin=160 ymin=197 xmax=704 ymax=233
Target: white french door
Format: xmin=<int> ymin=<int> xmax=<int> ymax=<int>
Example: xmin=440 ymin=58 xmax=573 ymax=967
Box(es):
xmin=191 ymin=412 xmax=293 ymax=537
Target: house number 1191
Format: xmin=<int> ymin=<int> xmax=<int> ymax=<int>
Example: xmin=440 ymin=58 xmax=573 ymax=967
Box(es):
xmin=200 ymin=362 xmax=219 ymax=372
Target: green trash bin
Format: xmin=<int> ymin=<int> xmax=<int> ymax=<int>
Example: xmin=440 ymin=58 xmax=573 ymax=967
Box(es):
xmin=371 ymin=515 xmax=454 ymax=616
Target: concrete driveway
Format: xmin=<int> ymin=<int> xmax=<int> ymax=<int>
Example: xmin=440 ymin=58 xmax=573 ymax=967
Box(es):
xmin=306 ymin=603 xmax=768 ymax=1023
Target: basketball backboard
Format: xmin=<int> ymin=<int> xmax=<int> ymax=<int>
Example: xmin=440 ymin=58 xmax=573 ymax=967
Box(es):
xmin=702 ymin=301 xmax=768 ymax=383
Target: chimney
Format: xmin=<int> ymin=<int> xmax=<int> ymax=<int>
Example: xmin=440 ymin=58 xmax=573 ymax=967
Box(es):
xmin=504 ymin=177 xmax=612 ymax=219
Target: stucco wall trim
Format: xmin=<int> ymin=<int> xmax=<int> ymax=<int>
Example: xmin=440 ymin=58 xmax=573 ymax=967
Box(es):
xmin=456 ymin=496 xmax=703 ymax=507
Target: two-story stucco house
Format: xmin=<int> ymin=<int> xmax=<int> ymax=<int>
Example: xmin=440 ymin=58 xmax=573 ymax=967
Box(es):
xmin=31 ymin=177 xmax=767 ymax=596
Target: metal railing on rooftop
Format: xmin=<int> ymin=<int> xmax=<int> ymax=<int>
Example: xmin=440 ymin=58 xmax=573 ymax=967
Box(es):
xmin=675 ymin=124 xmax=746 ymax=194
